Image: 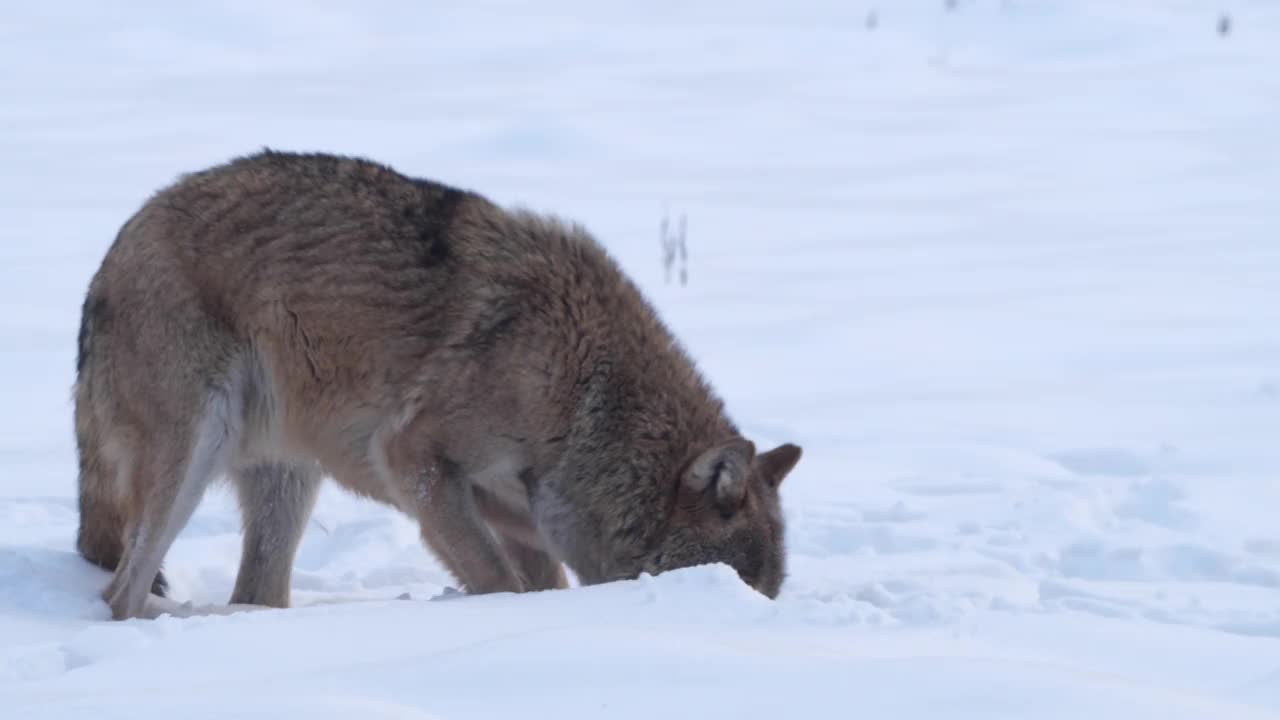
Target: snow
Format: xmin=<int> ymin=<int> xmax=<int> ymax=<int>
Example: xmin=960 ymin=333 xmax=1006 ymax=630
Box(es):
xmin=3 ymin=0 xmax=1279 ymax=717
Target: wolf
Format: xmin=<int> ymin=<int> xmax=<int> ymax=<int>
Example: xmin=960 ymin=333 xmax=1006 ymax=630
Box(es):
xmin=73 ymin=149 xmax=803 ymax=620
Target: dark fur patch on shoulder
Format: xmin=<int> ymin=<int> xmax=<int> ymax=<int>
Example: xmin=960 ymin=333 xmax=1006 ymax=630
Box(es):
xmin=412 ymin=181 xmax=472 ymax=268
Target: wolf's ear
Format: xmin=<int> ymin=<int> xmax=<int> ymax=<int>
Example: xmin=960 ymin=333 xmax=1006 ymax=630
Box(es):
xmin=757 ymin=443 xmax=802 ymax=488
xmin=683 ymin=439 xmax=756 ymax=511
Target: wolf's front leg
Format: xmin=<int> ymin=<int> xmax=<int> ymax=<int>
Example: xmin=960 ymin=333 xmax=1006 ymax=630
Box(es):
xmin=472 ymin=483 xmax=568 ymax=591
xmin=407 ymin=458 xmax=527 ymax=595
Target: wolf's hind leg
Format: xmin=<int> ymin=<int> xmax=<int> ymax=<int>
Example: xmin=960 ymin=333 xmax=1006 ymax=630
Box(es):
xmin=229 ymin=462 xmax=322 ymax=608
xmin=104 ymin=395 xmax=229 ymax=620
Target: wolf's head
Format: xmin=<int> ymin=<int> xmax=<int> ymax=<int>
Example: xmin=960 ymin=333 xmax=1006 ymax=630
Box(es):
xmin=639 ymin=439 xmax=801 ymax=598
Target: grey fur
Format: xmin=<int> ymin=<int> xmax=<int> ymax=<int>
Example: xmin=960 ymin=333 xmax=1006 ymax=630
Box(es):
xmin=231 ymin=462 xmax=322 ymax=607
xmin=73 ymin=149 xmax=803 ymax=620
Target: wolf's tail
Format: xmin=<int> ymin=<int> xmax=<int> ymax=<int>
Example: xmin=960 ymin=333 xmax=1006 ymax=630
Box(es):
xmin=73 ymin=292 xmax=168 ymax=597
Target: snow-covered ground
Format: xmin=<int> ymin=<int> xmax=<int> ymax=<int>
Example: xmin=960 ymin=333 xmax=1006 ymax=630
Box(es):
xmin=3 ymin=1 xmax=1279 ymax=716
